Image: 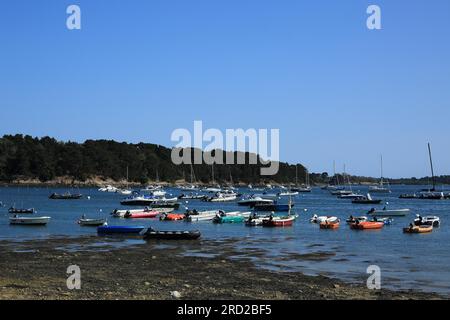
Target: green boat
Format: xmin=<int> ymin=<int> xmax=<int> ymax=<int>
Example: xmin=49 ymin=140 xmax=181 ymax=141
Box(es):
xmin=213 ymin=215 xmax=245 ymax=224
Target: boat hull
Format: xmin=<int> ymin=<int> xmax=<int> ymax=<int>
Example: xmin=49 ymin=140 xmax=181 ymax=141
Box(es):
xmin=97 ymin=226 xmax=145 ymax=235
xmin=10 ymin=217 xmax=51 ymax=225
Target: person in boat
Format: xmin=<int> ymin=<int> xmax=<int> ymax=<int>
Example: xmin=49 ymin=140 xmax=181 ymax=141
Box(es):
xmin=373 ymin=216 xmax=378 ymax=222
xmin=368 ymin=208 xmax=376 ymax=214
xmin=383 ymin=206 xmax=387 ymax=211
xmin=348 ymin=215 xmax=354 ymax=222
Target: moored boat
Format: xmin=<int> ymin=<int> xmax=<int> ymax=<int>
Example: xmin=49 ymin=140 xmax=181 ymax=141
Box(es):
xmin=49 ymin=192 xmax=82 ymax=200
xmin=78 ymin=218 xmax=107 ymax=226
xmin=124 ymin=211 xmax=160 ymax=219
xmin=346 ymin=216 xmax=368 ymax=224
xmin=111 ymin=207 xmax=154 ymax=218
xmin=414 ymin=215 xmax=440 ymax=227
xmin=97 ymin=225 xmax=146 ymax=235
xmin=351 ymin=194 xmax=382 ymax=204
xmin=262 ymin=215 xmax=296 ymax=227
xmin=368 ymin=208 xmax=410 ymax=217
xmin=143 ymin=228 xmax=201 ymax=240
xmin=238 ymin=196 xmax=274 ymax=207
xmin=160 ymin=213 xmax=186 ymax=221
xmin=350 ymin=221 xmax=384 ymax=230
xmin=320 ymin=220 xmax=340 ymax=229
xmin=403 ymin=224 xmax=433 ymax=234
xmin=310 ymin=215 xmax=339 ymax=224
xmin=10 ymin=216 xmax=51 ymax=225
xmin=253 ymin=202 xmax=294 ymax=212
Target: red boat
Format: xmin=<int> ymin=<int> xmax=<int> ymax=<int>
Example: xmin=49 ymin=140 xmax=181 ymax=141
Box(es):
xmin=350 ymin=221 xmax=384 ymax=230
xmin=262 ymin=216 xmax=296 ymax=227
xmin=124 ymin=211 xmax=159 ymax=219
xmin=160 ymin=213 xmax=186 ymax=221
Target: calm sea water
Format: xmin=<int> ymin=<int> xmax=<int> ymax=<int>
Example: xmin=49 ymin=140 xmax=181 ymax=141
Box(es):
xmin=0 ymin=185 xmax=449 ymax=295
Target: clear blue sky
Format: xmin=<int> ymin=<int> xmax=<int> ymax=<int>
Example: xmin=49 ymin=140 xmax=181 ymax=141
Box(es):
xmin=1 ymin=0 xmax=449 ymax=178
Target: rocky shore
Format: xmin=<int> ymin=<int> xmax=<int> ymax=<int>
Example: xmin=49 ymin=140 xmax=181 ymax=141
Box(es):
xmin=0 ymin=236 xmax=443 ymax=300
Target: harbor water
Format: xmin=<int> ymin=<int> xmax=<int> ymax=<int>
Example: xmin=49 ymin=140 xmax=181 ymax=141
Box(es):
xmin=0 ymin=185 xmax=449 ymax=295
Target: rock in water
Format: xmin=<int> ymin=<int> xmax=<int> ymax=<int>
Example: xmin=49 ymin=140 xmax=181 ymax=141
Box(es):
xmin=171 ymin=291 xmax=182 ymax=299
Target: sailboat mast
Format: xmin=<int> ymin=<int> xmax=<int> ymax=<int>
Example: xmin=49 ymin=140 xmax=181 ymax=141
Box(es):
xmin=380 ymin=155 xmax=384 ymax=186
xmin=428 ymin=143 xmax=436 ymax=191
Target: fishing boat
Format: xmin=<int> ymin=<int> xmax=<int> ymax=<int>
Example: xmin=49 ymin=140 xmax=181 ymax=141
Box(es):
xmin=143 ymin=228 xmax=201 ymax=240
xmin=185 ymin=210 xmax=221 ymax=222
xmin=160 ymin=213 xmax=186 ymax=221
xmin=97 ymin=225 xmax=146 ymax=235
xmin=367 ymin=208 xmax=410 ymax=217
xmin=351 ymin=194 xmax=382 ymax=204
xmin=253 ymin=202 xmax=294 ymax=212
xmin=238 ymin=196 xmax=274 ymax=207
xmin=320 ymin=220 xmax=340 ymax=229
xmin=8 ymin=207 xmax=35 ymax=214
xmin=124 ymin=211 xmax=160 ymax=219
xmin=49 ymin=192 xmax=83 ymax=200
xmin=9 ymin=216 xmax=51 ymax=226
xmin=262 ymin=215 xmax=296 ymax=227
xmin=78 ymin=218 xmax=107 ymax=226
xmin=403 ymin=224 xmax=433 ymax=234
xmin=414 ymin=215 xmax=440 ymax=227
xmin=346 ymin=216 xmax=368 ymax=224
xmin=350 ymin=221 xmax=384 ymax=230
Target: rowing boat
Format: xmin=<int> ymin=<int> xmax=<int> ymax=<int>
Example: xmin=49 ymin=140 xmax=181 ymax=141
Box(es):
xmin=403 ymin=225 xmax=433 ymax=234
xmin=160 ymin=213 xmax=186 ymax=221
xmin=320 ymin=221 xmax=340 ymax=229
xmin=350 ymin=221 xmax=384 ymax=230
xmin=125 ymin=211 xmax=160 ymax=219
xmin=78 ymin=218 xmax=107 ymax=226
xmin=262 ymin=215 xmax=296 ymax=227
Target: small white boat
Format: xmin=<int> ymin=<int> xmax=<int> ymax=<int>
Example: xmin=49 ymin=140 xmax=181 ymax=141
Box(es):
xmin=186 ymin=210 xmax=222 ymax=222
xmin=310 ymin=215 xmax=339 ymax=224
xmin=111 ymin=208 xmax=154 ymax=218
xmin=207 ymin=193 xmax=237 ymax=202
xmin=116 ymin=189 xmax=133 ymax=195
xmin=78 ymin=218 xmax=107 ymax=226
xmin=238 ymin=197 xmax=274 ymax=206
xmin=368 ymin=208 xmax=410 ymax=217
xmin=10 ymin=216 xmax=51 ymax=225
xmin=98 ymin=185 xmax=118 ymax=193
xmin=278 ymin=191 xmax=299 ymax=197
xmin=414 ymin=215 xmax=440 ymax=227
xmin=338 ymin=193 xmax=364 ymax=199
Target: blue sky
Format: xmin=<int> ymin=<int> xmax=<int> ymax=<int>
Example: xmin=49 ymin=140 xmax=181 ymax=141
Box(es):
xmin=1 ymin=0 xmax=449 ymax=178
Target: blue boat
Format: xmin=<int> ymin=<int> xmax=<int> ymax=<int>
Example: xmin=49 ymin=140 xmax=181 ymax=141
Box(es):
xmin=97 ymin=225 xmax=146 ymax=235
xmin=253 ymin=203 xmax=294 ymax=212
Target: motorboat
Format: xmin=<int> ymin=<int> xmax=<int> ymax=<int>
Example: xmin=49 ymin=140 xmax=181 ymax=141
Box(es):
xmin=78 ymin=218 xmax=107 ymax=226
xmin=253 ymin=202 xmax=294 ymax=212
xmin=238 ymin=196 xmax=274 ymax=207
xmin=10 ymin=216 xmax=51 ymax=225
xmin=98 ymin=185 xmax=118 ymax=193
xmin=346 ymin=216 xmax=368 ymax=224
xmin=414 ymin=215 xmax=440 ymax=227
xmin=367 ymin=208 xmax=410 ymax=217
xmin=351 ymin=194 xmax=382 ymax=204
xmin=186 ymin=210 xmax=221 ymax=222
xmin=262 ymin=215 xmax=296 ymax=227
xmin=124 ymin=211 xmax=160 ymax=219
xmin=403 ymin=224 xmax=433 ymax=234
xmin=350 ymin=221 xmax=384 ymax=230
xmin=338 ymin=193 xmax=364 ymax=199
xmin=111 ymin=207 xmax=154 ymax=218
xmin=49 ymin=192 xmax=83 ymax=200
xmin=310 ymin=215 xmax=339 ymax=224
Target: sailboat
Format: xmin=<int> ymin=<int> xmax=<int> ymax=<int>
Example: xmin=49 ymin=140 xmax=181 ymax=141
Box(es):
xmin=180 ymin=164 xmax=199 ymax=191
xmin=369 ymin=155 xmax=391 ymax=193
xmin=291 ymin=165 xmax=312 ymax=193
xmin=323 ymin=161 xmax=345 ymax=191
xmin=418 ymin=143 xmax=444 ymax=199
xmin=117 ymin=166 xmax=132 ymax=195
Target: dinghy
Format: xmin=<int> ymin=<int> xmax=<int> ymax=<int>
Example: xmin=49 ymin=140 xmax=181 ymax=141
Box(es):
xmin=8 ymin=207 xmax=35 ymax=214
xmin=160 ymin=213 xmax=186 ymax=221
xmin=350 ymin=221 xmax=384 ymax=230
xmin=111 ymin=207 xmax=154 ymax=218
xmin=124 ymin=211 xmax=160 ymax=219
xmin=414 ymin=215 xmax=440 ymax=227
xmin=262 ymin=215 xmax=296 ymax=227
xmin=78 ymin=218 xmax=107 ymax=226
xmin=97 ymin=225 xmax=145 ymax=235
xmin=320 ymin=220 xmax=340 ymax=229
xmin=403 ymin=224 xmax=433 ymax=234
xmin=10 ymin=216 xmax=51 ymax=226
xmin=143 ymin=228 xmax=201 ymax=240
xmin=310 ymin=215 xmax=339 ymax=224
xmin=367 ymin=208 xmax=410 ymax=217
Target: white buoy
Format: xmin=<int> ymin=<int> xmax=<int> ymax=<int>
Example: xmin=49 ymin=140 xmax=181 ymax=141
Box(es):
xmin=87 ymin=196 xmax=91 ymax=200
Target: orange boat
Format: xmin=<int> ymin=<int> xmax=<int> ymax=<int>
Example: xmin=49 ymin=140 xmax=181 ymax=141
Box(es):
xmin=160 ymin=213 xmax=185 ymax=221
xmin=403 ymin=225 xmax=433 ymax=234
xmin=320 ymin=221 xmax=340 ymax=230
xmin=350 ymin=221 xmax=384 ymax=230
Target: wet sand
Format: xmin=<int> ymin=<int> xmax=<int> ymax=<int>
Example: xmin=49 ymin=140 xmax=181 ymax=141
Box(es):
xmin=0 ymin=236 xmax=444 ymax=300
